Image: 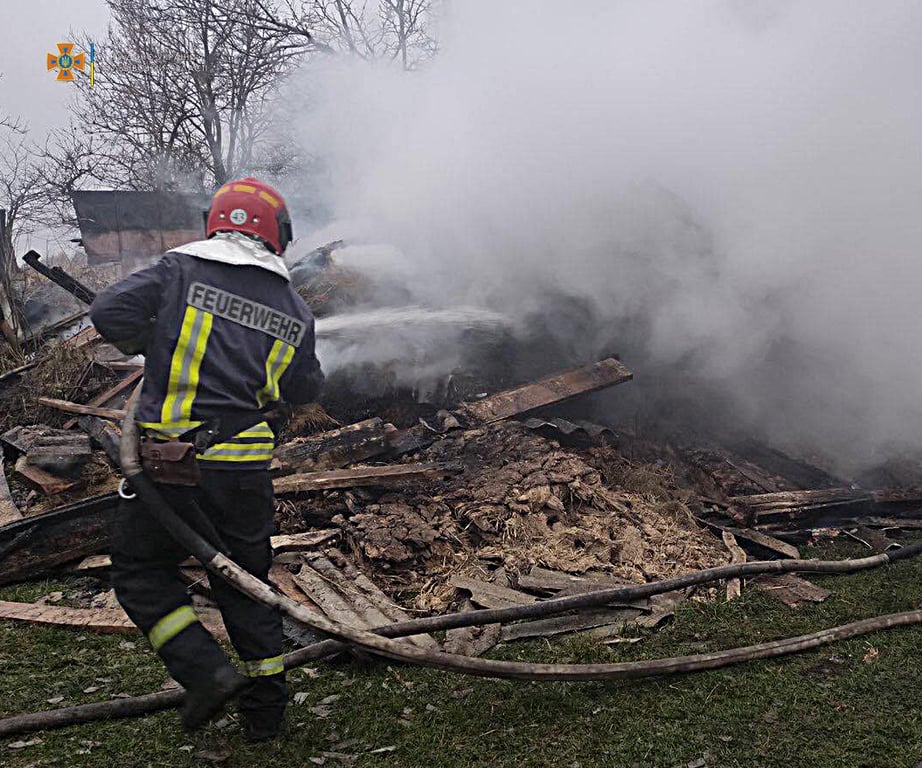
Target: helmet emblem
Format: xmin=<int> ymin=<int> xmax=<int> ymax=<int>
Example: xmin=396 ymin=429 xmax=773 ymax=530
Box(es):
xmin=229 ymin=208 xmax=248 ymax=225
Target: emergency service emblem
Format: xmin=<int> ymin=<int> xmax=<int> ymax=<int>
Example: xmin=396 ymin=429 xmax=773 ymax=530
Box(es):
xmin=229 ymin=209 xmax=248 ymax=225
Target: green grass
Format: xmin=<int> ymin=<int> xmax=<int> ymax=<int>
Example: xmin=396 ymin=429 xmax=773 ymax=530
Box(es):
xmin=3 ymin=542 xmax=922 ymax=767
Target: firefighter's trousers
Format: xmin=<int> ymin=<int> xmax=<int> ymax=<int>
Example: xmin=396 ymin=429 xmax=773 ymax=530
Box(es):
xmin=111 ymin=469 xmax=286 ymax=731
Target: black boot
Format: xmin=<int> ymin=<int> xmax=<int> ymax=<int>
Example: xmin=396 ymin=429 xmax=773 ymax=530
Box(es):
xmin=181 ymin=666 xmax=251 ymax=732
xmin=242 ymin=712 xmax=284 ymax=743
xmin=240 ymin=673 xmax=287 ymax=742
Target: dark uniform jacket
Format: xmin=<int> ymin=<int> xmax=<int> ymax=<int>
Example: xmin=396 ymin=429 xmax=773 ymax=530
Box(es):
xmin=90 ymin=245 xmax=323 ymax=469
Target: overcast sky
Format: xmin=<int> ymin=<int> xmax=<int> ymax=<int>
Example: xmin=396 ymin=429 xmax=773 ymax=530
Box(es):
xmin=0 ymin=0 xmax=110 ymax=135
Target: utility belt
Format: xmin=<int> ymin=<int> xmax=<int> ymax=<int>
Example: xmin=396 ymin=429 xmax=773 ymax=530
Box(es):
xmin=140 ymin=408 xmax=283 ymax=486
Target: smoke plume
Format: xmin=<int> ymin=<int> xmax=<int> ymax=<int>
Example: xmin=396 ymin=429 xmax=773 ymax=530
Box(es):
xmin=288 ymin=0 xmax=922 ymax=474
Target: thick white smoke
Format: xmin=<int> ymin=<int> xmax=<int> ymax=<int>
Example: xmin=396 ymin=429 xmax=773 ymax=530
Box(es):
xmin=288 ymin=0 xmax=922 ymax=473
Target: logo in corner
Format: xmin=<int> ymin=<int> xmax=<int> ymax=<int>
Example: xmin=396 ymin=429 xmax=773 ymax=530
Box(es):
xmin=47 ymin=42 xmax=95 ymax=85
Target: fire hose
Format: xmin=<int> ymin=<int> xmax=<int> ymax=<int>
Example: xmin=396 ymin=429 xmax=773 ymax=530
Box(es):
xmin=2 ymin=395 xmax=922 ymax=736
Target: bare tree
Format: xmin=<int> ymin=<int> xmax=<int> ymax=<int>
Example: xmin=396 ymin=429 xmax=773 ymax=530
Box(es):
xmin=0 ymin=125 xmax=48 ymax=339
xmin=247 ymin=0 xmax=439 ymax=70
xmin=71 ymin=0 xmax=307 ymax=191
xmin=35 ymin=125 xmax=116 ymax=231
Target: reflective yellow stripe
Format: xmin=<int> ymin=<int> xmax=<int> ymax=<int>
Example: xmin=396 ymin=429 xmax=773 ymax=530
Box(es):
xmin=257 ymin=340 xmax=295 ymax=407
xmin=137 ymin=420 xmax=203 ymax=440
xmin=241 ymin=655 xmax=284 ymax=677
xmin=237 ymin=422 xmax=275 ymax=440
xmin=138 ymin=420 xmax=202 ymax=432
xmin=161 ymin=307 xmax=213 ymax=424
xmin=148 ymin=605 xmax=198 ymax=651
xmin=232 ymin=183 xmax=257 ymax=193
xmin=199 ymin=444 xmax=275 ymax=463
xmin=258 ymin=190 xmax=280 ymax=208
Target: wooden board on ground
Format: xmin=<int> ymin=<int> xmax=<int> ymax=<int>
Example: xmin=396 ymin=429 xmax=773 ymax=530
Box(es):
xmin=36 ymin=398 xmax=126 ymax=421
xmin=63 ymin=368 xmax=144 ymax=429
xmin=14 ymin=455 xmax=78 ymax=496
xmin=516 ymin=567 xmax=631 ymax=595
xmin=0 ymin=599 xmax=228 ymax=640
xmin=270 ymin=563 xmax=319 ymax=607
xmin=501 ymin=608 xmax=642 ymax=643
xmin=273 ymin=463 xmax=452 ymax=495
xmin=443 ymin=599 xmax=501 ymax=657
xmin=272 ymin=418 xmax=391 ymax=475
xmin=751 ymin=574 xmax=831 ymax=608
xmin=269 ymin=564 xmax=324 ymax=649
xmin=0 ymin=457 xmax=22 ymax=527
xmin=304 ymin=552 xmax=437 ymax=649
xmin=292 ymin=562 xmax=370 ymax=629
xmin=323 ymin=550 xmax=438 ymax=649
xmin=721 ymin=531 xmax=745 ymax=601
xmin=451 ymin=574 xmax=538 ymax=609
xmin=73 ymin=554 xmax=113 ymax=573
xmin=271 ymin=530 xmax=340 ymax=553
xmin=458 ymin=357 xmax=633 ymax=424
xmin=0 ymin=600 xmax=136 ymax=634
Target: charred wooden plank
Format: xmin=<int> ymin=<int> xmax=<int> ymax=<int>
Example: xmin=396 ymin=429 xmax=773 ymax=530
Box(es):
xmin=36 ymin=398 xmax=126 ymax=421
xmin=2 ymin=426 xmax=73 ymax=457
xmin=732 ymin=488 xmax=872 ymax=511
xmin=385 ymin=423 xmax=439 ymax=458
xmin=731 ymin=487 xmax=922 ymax=529
xmin=694 ymin=517 xmax=800 ymax=559
xmin=14 ymin=456 xmax=78 ymax=496
xmin=272 ymin=418 xmax=392 ymax=474
xmin=77 ymin=417 xmax=122 ymax=466
xmin=682 ymin=448 xmax=797 ymax=504
xmin=0 ymin=492 xmax=118 ymax=585
xmin=272 ymin=463 xmax=451 ymax=495
xmin=22 ymin=250 xmax=97 ymax=306
xmin=26 ymin=434 xmax=92 ymax=473
xmin=458 ymin=357 xmax=633 ymax=424
xmin=728 ymin=438 xmax=844 ymax=490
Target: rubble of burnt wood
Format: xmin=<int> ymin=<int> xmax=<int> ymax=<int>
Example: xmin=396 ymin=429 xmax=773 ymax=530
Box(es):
xmin=302 ymin=420 xmax=731 ymax=613
xmin=5 ymin=267 xmax=922 ymax=655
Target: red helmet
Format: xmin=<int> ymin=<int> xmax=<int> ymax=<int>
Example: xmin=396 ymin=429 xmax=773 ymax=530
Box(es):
xmin=206 ymin=177 xmax=293 ymax=254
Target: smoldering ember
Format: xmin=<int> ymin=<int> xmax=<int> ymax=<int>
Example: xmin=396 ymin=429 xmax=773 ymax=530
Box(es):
xmin=2 ymin=3 xmax=922 ymax=767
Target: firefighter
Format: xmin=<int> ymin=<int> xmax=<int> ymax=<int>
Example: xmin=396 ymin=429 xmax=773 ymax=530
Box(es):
xmin=90 ymin=178 xmax=323 ymax=741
